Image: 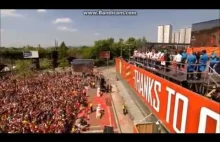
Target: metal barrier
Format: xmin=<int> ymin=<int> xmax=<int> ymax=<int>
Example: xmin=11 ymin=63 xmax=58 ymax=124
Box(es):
xmin=130 ymin=57 xmax=211 ymax=81
xmin=129 ymin=57 xmax=220 ymax=96
xmin=206 ymin=65 xmax=220 ymax=87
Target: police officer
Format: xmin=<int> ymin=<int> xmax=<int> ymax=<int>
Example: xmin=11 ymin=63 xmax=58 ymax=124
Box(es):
xmin=186 ymin=52 xmax=197 ymax=80
xmin=197 ymin=50 xmax=209 ymax=80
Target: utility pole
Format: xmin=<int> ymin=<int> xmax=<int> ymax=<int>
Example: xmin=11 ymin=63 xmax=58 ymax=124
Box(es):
xmin=120 ymin=45 xmax=122 ymax=58
xmin=56 ymin=40 xmax=58 ymax=50
xmin=54 ymin=38 xmax=56 ymax=50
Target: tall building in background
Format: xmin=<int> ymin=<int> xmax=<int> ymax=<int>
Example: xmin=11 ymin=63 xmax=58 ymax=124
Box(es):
xmin=163 ymin=25 xmax=172 ymax=43
xmin=171 ymin=33 xmax=175 ymax=43
xmin=174 ymin=32 xmax=179 ymax=43
xmin=157 ymin=25 xmax=164 ymax=43
xmin=184 ymin=27 xmax=192 ymax=44
xmin=179 ymin=28 xmax=186 ymax=43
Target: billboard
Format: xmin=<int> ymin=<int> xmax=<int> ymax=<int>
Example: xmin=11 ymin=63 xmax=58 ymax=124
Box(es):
xmin=187 ymin=47 xmax=220 ymax=57
xmin=115 ymin=58 xmax=220 ymax=133
xmin=191 ymin=19 xmax=220 ymax=47
xmin=99 ymin=51 xmax=110 ymax=59
xmin=23 ymin=51 xmax=39 ymax=58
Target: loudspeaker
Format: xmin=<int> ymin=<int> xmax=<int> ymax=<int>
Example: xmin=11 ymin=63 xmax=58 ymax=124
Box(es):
xmin=103 ymin=126 xmax=114 ymax=133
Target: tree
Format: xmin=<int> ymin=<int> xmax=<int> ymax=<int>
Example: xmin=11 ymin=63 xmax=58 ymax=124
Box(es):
xmin=58 ymin=41 xmax=68 ymax=59
xmin=136 ymin=38 xmax=142 ymax=48
xmin=59 ymin=58 xmax=69 ymax=70
xmin=1 ymin=36 xmax=149 ymax=68
xmin=67 ymin=48 xmax=77 ymax=57
xmin=141 ymin=36 xmax=147 ymax=46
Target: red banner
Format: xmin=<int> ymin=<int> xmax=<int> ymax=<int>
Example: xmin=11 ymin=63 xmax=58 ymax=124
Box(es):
xmin=115 ymin=58 xmax=220 ymax=133
xmin=99 ymin=51 xmax=110 ymax=59
xmin=187 ymin=47 xmax=220 ymax=56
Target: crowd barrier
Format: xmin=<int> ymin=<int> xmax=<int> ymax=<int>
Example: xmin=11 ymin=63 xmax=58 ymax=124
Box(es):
xmin=115 ymin=58 xmax=220 ymax=133
xmin=130 ymin=57 xmax=220 ymax=85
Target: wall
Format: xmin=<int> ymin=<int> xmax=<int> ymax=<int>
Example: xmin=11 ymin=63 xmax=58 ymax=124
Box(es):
xmin=115 ymin=58 xmax=220 ymax=133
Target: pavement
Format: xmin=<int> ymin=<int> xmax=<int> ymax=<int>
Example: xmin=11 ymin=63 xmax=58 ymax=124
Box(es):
xmin=101 ymin=67 xmax=146 ymax=133
xmin=100 ymin=66 xmax=169 ymax=133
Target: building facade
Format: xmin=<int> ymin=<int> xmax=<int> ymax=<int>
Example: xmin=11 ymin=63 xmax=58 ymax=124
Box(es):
xmin=184 ymin=27 xmax=192 ymax=44
xmin=157 ymin=25 xmax=164 ymax=43
xmin=174 ymin=32 xmax=179 ymax=43
xmin=179 ymin=28 xmax=186 ymax=43
xmin=171 ymin=33 xmax=175 ymax=43
xmin=157 ymin=25 xmax=172 ymax=43
xmin=163 ymin=25 xmax=172 ymax=43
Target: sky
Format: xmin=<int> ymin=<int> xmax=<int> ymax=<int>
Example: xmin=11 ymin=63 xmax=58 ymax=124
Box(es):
xmin=0 ymin=9 xmax=219 ymax=47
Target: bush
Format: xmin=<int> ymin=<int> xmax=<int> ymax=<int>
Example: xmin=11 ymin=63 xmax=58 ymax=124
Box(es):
xmin=59 ymin=58 xmax=69 ymax=69
xmin=40 ymin=58 xmax=51 ymax=69
xmin=14 ymin=59 xmax=32 ymax=75
xmin=94 ymin=59 xmax=106 ymax=67
xmin=94 ymin=59 xmax=114 ymax=67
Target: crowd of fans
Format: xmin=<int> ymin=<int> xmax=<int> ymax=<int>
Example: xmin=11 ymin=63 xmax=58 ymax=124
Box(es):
xmin=132 ymin=48 xmax=220 ymax=79
xmin=0 ymin=71 xmax=99 ymax=133
xmin=131 ymin=48 xmax=220 ymax=102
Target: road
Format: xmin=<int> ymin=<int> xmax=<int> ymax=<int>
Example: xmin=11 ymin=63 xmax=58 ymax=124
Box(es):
xmin=100 ymin=66 xmax=169 ymax=133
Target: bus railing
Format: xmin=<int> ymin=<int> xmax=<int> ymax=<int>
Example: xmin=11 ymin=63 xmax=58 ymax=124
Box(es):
xmin=130 ymin=57 xmax=220 ymax=85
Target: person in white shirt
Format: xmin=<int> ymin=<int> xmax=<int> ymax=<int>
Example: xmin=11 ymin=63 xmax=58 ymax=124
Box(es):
xmin=153 ymin=50 xmax=160 ymax=69
xmin=151 ymin=50 xmax=157 ymax=69
xmin=133 ymin=50 xmax=138 ymax=58
xmin=173 ymin=51 xmax=182 ymax=75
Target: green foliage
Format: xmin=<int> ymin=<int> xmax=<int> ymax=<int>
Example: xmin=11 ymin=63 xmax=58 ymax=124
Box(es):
xmin=14 ymin=60 xmax=32 ymax=75
xmin=94 ymin=59 xmax=106 ymax=66
xmin=40 ymin=58 xmax=51 ymax=69
xmin=59 ymin=58 xmax=69 ymax=69
xmin=0 ymin=36 xmax=148 ymax=68
xmin=58 ymin=41 xmax=68 ymax=59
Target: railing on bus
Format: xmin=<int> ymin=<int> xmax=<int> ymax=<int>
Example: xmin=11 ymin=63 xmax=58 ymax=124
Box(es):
xmin=129 ymin=56 xmax=220 ymax=87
